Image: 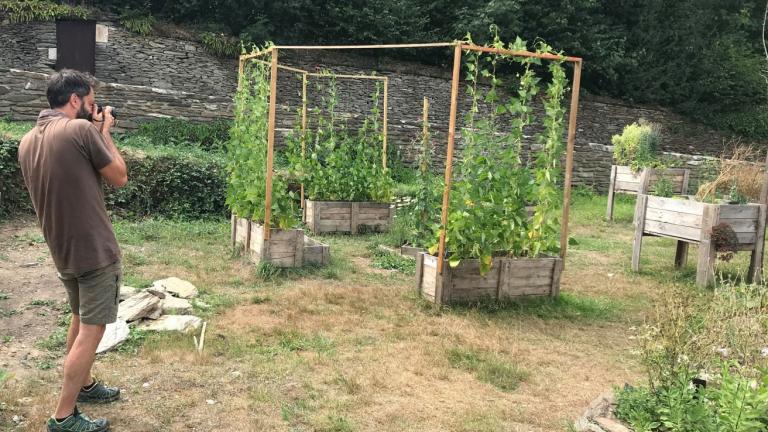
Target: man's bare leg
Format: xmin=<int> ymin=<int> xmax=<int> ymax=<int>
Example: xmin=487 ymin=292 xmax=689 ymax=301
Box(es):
xmin=54 ymin=323 xmax=105 ymax=418
xmin=64 ymin=314 xmax=95 ymax=388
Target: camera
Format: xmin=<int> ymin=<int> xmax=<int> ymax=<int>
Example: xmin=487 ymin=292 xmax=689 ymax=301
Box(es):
xmin=96 ymin=104 xmax=118 ymax=119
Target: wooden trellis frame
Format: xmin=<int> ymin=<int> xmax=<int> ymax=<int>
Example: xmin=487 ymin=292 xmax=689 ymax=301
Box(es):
xmin=237 ymin=42 xmax=582 ymax=260
xmin=246 ymin=58 xmax=388 ymax=210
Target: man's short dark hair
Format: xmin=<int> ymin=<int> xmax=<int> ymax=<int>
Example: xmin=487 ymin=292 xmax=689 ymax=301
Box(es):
xmin=46 ymin=69 xmax=93 ymax=109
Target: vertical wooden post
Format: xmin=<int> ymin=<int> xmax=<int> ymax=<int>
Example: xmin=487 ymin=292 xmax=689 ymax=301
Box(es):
xmin=263 ymin=49 xmax=279 ymax=240
xmin=382 ymin=77 xmax=389 ymax=170
xmin=550 ymin=259 xmax=564 ymax=297
xmin=560 ymin=60 xmax=582 ymax=259
xmin=437 ymin=43 xmax=463 ymax=275
xmin=350 ymin=202 xmax=360 ymax=234
xmin=749 ymin=154 xmax=768 ymax=282
xmin=681 ymin=169 xmax=690 ymax=195
xmin=638 ymin=168 xmax=652 ymax=195
xmin=749 ymin=205 xmax=766 ymax=283
xmin=300 ymin=73 xmax=308 ymax=210
xmin=631 ymin=194 xmax=648 ymax=272
xmin=237 ymin=58 xmax=245 ymax=89
xmin=696 ymin=204 xmax=720 ymax=287
xmin=674 ymin=241 xmax=689 ymax=269
xmin=606 ymin=165 xmax=617 ymax=220
xmin=231 ymin=214 xmax=237 ymax=248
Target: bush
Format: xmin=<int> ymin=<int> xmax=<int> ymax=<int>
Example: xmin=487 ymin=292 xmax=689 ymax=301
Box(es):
xmin=1 ymin=135 xmax=227 ymax=220
xmin=611 ymin=120 xmax=663 ymax=171
xmin=135 ymin=118 xmax=231 ymax=152
xmin=105 ymin=146 xmax=227 ymax=219
xmin=0 ymin=137 xmax=31 ymax=218
xmin=615 ymin=282 xmax=768 ymax=432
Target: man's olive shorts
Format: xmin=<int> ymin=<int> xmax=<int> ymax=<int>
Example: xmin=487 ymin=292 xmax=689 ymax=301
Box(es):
xmin=57 ymin=261 xmax=121 ymax=325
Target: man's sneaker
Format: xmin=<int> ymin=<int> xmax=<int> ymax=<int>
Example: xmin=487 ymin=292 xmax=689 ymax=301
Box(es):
xmin=77 ymin=379 xmax=120 ymax=404
xmin=46 ymin=410 xmax=109 ymax=432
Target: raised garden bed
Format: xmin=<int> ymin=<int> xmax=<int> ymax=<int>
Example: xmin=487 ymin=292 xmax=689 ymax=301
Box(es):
xmin=304 ymin=200 xmax=393 ymax=234
xmin=231 ymin=215 xmax=330 ymax=267
xmin=606 ymin=165 xmax=690 ymax=220
xmin=416 ymin=253 xmax=563 ymax=305
xmin=632 ymin=195 xmax=766 ymax=286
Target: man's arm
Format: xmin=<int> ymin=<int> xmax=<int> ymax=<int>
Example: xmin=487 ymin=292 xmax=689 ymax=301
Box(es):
xmin=94 ymin=106 xmax=127 ymax=188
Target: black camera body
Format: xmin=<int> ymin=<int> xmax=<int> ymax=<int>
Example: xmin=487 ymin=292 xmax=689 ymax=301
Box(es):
xmin=96 ymin=104 xmax=118 ymax=119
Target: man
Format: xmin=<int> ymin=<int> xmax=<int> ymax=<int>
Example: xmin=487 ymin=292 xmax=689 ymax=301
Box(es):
xmin=18 ymin=69 xmax=128 ymax=432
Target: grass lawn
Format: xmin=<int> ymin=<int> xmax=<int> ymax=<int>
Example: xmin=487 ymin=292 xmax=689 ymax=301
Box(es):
xmin=0 ymin=192 xmax=762 ymax=431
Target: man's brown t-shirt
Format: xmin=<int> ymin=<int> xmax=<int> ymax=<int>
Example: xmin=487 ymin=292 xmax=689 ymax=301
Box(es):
xmin=18 ymin=109 xmax=121 ymax=274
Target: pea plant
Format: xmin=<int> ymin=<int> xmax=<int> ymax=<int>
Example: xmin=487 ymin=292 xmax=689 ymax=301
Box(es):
xmin=287 ymin=74 xmax=393 ymax=202
xmin=226 ymin=52 xmax=300 ymax=229
xmin=437 ymin=32 xmax=569 ymax=274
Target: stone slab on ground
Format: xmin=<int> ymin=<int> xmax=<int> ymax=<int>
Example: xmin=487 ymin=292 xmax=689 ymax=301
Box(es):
xmin=119 ymin=286 xmax=138 ymax=301
xmin=137 ymin=315 xmax=202 ymax=333
xmin=151 ymin=277 xmax=198 ymax=299
xmin=96 ymin=320 xmax=129 ymax=354
xmin=161 ymin=296 xmax=192 ymax=314
xmin=117 ymin=291 xmax=162 ymax=322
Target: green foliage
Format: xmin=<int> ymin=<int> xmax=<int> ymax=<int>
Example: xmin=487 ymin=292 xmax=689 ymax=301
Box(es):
xmin=440 ymin=33 xmax=568 ymax=274
xmin=446 ymin=347 xmax=527 ymax=392
xmin=367 ymin=245 xmax=415 ymax=275
xmin=616 ymin=281 xmax=768 ymax=432
xmin=135 ymin=118 xmax=230 ymax=152
xmin=611 ymin=121 xmax=663 ymax=171
xmin=650 ymin=176 xmax=674 ymax=198
xmin=227 ymin=53 xmax=299 ymax=228
xmin=0 ymin=0 xmax=88 ymax=23
xmin=287 ymin=75 xmax=393 ymax=203
xmin=119 ymin=8 xmax=156 ymax=35
xmin=0 ymin=136 xmax=31 ymax=218
xmin=200 ymin=31 xmax=242 ymax=58
xmin=106 ymin=146 xmax=227 ymax=219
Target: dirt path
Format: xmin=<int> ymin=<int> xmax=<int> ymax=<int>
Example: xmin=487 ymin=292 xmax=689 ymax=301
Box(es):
xmin=0 ymin=218 xmax=68 ymax=380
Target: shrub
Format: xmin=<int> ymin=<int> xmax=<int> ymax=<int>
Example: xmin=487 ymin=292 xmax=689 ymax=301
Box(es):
xmin=1 ymin=133 xmax=227 ymax=220
xmin=0 ymin=136 xmax=31 ymax=218
xmin=611 ymin=120 xmax=663 ymax=171
xmin=135 ymin=118 xmax=230 ymax=152
xmin=119 ymin=8 xmax=155 ymax=36
xmin=105 ymin=146 xmax=227 ymax=219
xmin=615 ymin=282 xmax=768 ymax=432
xmin=0 ymin=0 xmax=88 ymax=23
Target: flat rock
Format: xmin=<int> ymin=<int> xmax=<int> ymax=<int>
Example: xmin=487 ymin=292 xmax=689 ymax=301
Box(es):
xmin=151 ymin=277 xmax=198 ymax=299
xmin=96 ymin=320 xmax=129 ymax=354
xmin=138 ymin=315 xmax=202 ymax=333
xmin=595 ymin=418 xmax=631 ymax=432
xmin=584 ymin=393 xmax=615 ymax=420
xmin=119 ymin=286 xmax=138 ymax=301
xmin=162 ymin=296 xmax=192 ymax=314
xmin=118 ymin=291 xmax=162 ymax=322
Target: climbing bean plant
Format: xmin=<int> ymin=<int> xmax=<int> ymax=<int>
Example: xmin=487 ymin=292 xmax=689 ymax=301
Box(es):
xmin=287 ymin=75 xmax=393 ymax=202
xmin=226 ymin=52 xmax=299 ymax=229
xmin=438 ymin=31 xmax=569 ymax=274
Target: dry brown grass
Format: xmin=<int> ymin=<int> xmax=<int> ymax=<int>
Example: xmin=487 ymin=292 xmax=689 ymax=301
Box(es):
xmin=0 ymin=203 xmax=674 ymax=431
xmin=696 ymin=145 xmax=765 ymax=202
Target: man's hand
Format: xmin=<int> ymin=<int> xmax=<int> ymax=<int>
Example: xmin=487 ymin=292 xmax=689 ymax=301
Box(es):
xmin=91 ymin=104 xmax=115 ymax=133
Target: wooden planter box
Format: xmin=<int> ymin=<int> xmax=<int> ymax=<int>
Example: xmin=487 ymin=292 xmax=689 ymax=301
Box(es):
xmin=415 ymin=253 xmax=563 ymax=305
xmin=606 ymin=165 xmax=690 ymax=220
xmin=304 ymin=200 xmax=394 ymax=234
xmin=231 ymin=216 xmax=330 ymax=267
xmin=632 ymin=195 xmax=766 ymax=286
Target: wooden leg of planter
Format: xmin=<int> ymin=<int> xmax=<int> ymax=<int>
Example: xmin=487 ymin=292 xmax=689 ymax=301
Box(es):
xmin=350 ymin=202 xmax=359 ymax=234
xmin=748 ymin=204 xmax=766 ymax=283
xmin=230 ymin=214 xmax=236 ymax=248
xmin=696 ymin=205 xmax=720 ymax=287
xmin=551 ymin=259 xmax=564 ymax=297
xmin=674 ymin=241 xmax=689 ymax=269
xmin=606 ymin=165 xmax=617 ymax=221
xmin=415 ymin=252 xmax=424 ymax=294
xmin=631 ymin=194 xmax=648 ymax=272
